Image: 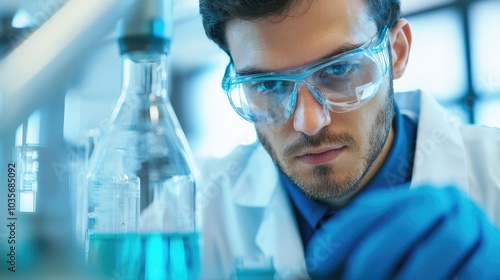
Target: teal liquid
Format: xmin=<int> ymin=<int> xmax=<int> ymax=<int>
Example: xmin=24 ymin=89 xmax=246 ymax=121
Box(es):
xmin=88 ymin=233 xmax=200 ymax=280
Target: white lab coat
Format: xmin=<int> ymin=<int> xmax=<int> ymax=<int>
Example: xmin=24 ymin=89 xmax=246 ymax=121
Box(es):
xmin=197 ymin=91 xmax=500 ymax=279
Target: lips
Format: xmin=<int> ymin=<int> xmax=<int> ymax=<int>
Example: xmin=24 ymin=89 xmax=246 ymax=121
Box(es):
xmin=296 ymin=147 xmax=346 ymax=165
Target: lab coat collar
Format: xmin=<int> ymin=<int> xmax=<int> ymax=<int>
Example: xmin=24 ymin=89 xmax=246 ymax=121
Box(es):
xmin=254 ymin=182 xmax=309 ymax=279
xmin=231 ymin=144 xmax=308 ymax=277
xmin=231 ymin=144 xmax=280 ymax=207
xmin=396 ymin=91 xmax=470 ymax=195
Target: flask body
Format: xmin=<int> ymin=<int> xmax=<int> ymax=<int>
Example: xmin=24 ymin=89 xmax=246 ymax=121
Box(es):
xmin=85 ymin=54 xmax=200 ymax=279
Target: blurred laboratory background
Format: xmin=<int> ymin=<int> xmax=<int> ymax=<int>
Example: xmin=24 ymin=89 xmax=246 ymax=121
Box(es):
xmin=0 ymin=0 xmax=499 ymax=278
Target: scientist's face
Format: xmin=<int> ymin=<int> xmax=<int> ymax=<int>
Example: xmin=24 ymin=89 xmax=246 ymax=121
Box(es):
xmin=225 ymin=0 xmax=403 ymax=203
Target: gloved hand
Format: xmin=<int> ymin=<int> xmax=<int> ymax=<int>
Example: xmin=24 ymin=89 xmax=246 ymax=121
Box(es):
xmin=305 ymin=186 xmax=500 ymax=280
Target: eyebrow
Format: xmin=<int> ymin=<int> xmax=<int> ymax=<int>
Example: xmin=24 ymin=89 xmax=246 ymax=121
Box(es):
xmin=236 ymin=42 xmax=364 ymax=76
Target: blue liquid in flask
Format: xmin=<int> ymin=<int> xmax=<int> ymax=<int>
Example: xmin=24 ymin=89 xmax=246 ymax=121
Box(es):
xmin=88 ymin=232 xmax=200 ymax=280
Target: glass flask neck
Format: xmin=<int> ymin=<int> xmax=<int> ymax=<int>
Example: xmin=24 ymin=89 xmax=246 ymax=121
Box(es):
xmin=121 ymin=53 xmax=169 ymax=99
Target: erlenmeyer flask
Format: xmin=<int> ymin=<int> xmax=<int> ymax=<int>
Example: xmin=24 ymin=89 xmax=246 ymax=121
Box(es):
xmin=85 ymin=1 xmax=200 ymax=279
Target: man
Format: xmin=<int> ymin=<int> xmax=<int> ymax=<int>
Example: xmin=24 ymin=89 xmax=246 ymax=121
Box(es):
xmin=197 ymin=0 xmax=500 ymax=279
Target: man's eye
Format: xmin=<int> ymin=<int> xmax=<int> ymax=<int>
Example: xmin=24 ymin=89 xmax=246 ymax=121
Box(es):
xmin=320 ymin=63 xmax=357 ymax=78
xmin=251 ymin=81 xmax=285 ymax=93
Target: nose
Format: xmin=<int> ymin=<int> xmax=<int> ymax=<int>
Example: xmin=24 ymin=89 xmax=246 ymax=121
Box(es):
xmin=292 ymin=85 xmax=331 ymax=135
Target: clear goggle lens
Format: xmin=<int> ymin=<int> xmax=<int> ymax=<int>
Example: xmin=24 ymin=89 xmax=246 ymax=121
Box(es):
xmin=223 ymin=28 xmax=390 ymax=126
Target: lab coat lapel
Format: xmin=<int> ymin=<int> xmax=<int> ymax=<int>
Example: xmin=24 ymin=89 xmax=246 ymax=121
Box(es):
xmin=231 ymin=144 xmax=277 ymax=207
xmin=232 ymin=145 xmax=308 ymax=278
xmin=398 ymin=91 xmax=470 ymax=195
xmin=254 ymin=182 xmax=308 ymax=279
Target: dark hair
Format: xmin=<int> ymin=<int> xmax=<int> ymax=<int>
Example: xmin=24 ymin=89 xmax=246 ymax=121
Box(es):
xmin=199 ymin=0 xmax=401 ymax=54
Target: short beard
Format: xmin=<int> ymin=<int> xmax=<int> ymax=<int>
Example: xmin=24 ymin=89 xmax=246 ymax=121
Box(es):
xmin=257 ymin=83 xmax=396 ymax=201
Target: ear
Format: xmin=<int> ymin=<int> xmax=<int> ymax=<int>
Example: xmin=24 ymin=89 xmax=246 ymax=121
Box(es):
xmin=389 ymin=18 xmax=412 ymax=79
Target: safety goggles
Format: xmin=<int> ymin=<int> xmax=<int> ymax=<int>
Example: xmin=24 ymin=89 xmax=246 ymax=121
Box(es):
xmin=221 ymin=27 xmax=391 ymax=126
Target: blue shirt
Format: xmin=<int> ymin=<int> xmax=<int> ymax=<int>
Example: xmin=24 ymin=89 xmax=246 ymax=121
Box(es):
xmin=280 ymin=104 xmax=418 ymax=249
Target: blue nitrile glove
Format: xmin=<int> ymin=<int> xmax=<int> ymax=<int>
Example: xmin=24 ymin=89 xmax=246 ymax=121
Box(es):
xmin=305 ymin=186 xmax=500 ymax=280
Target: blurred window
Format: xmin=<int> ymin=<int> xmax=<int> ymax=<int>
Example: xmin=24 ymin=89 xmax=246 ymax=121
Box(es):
xmin=187 ymin=60 xmax=256 ymax=159
xmin=402 ymin=0 xmax=456 ymax=14
xmin=476 ymin=98 xmax=500 ymax=128
xmin=469 ymin=0 xmax=500 ymax=127
xmin=470 ymin=1 xmax=500 ymax=96
xmin=394 ymin=8 xmax=467 ymax=102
